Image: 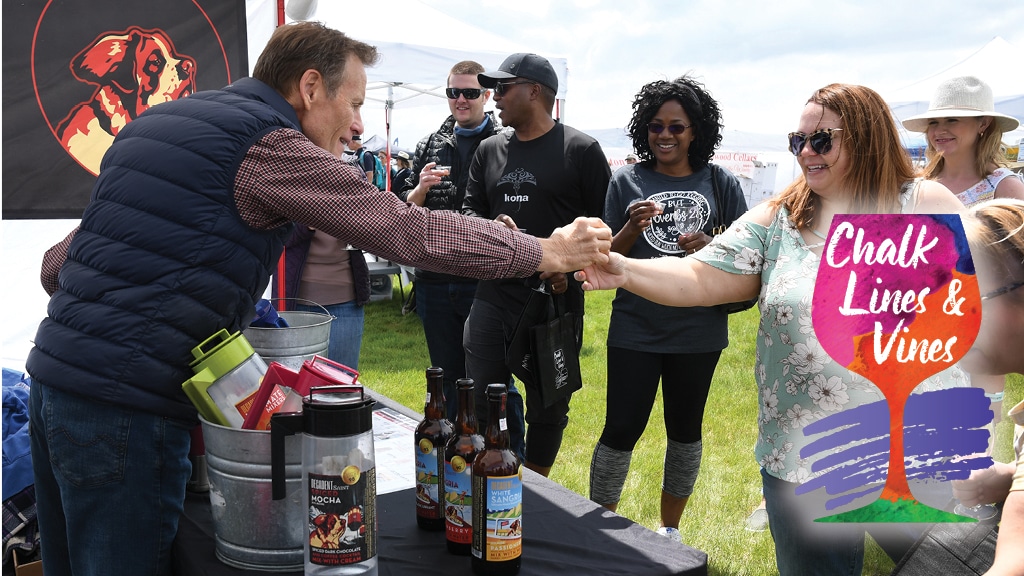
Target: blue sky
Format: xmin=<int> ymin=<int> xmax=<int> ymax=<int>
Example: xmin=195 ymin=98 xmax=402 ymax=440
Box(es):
xmin=386 ymin=0 xmax=1024 ymax=146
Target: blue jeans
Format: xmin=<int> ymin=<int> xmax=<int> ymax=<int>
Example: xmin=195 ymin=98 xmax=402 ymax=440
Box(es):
xmin=29 ymin=382 xmax=192 ymax=576
xmin=296 ymin=300 xmax=364 ymax=370
xmin=762 ymin=467 xmax=865 ymax=576
xmin=415 ymin=280 xmax=477 ymax=419
xmin=761 ymin=467 xmax=931 ymax=575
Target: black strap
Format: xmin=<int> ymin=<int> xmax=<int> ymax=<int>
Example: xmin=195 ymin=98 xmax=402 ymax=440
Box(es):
xmin=709 ymin=164 xmax=728 ymax=235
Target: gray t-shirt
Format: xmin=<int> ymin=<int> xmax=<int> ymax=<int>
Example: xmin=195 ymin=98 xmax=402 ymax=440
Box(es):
xmin=603 ymin=163 xmax=747 ymax=353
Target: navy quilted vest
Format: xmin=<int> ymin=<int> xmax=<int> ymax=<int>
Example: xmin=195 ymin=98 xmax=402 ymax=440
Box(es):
xmin=27 ymin=78 xmax=297 ymax=421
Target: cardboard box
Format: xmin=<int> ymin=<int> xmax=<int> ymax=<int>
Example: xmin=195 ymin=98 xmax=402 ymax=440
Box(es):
xmin=12 ymin=550 xmax=43 ymax=576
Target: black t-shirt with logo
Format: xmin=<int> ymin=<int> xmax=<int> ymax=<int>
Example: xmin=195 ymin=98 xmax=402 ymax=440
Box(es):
xmin=464 ymin=123 xmax=610 ymax=317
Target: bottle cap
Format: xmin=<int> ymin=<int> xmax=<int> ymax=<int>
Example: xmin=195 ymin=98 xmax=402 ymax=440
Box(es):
xmin=486 ymin=383 xmax=507 ymax=399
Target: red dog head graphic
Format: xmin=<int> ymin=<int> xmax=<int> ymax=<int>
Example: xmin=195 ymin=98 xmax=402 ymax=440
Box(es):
xmin=56 ymin=27 xmax=196 ymax=175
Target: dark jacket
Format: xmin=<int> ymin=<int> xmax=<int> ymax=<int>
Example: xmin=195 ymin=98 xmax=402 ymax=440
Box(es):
xmin=402 ymin=112 xmax=502 ymax=282
xmin=273 ymin=225 xmax=371 ymax=306
xmin=392 ymin=167 xmax=414 ymax=194
xmin=400 ymin=112 xmax=501 ymax=209
xmin=26 ymin=78 xmax=296 ymax=421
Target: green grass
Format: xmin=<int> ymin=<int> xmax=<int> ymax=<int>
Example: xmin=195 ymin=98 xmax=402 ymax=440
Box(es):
xmin=358 ymin=283 xmax=1023 ymax=576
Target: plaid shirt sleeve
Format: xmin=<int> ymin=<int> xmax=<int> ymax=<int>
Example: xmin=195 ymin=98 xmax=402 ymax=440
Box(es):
xmin=40 ymin=227 xmax=78 ymax=296
xmin=234 ymin=129 xmax=541 ymax=280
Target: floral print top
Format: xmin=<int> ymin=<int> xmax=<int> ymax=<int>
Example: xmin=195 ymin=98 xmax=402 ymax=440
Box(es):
xmin=694 ymin=204 xmax=969 ymax=483
xmin=956 ymin=167 xmax=1022 ymax=208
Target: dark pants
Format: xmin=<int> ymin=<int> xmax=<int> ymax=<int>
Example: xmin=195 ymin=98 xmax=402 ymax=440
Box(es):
xmin=464 ymin=298 xmax=573 ymax=467
xmin=415 ymin=279 xmax=477 ymax=419
xmin=600 ymin=347 xmax=720 ymax=450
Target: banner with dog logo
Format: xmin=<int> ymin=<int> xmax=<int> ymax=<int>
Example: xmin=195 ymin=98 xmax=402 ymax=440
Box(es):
xmin=2 ymin=0 xmax=248 ymax=219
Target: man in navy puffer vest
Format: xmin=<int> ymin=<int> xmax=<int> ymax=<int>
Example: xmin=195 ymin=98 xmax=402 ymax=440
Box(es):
xmin=25 ymin=22 xmax=611 ymax=575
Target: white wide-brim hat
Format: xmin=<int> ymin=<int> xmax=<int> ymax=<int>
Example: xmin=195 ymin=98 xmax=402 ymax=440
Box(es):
xmin=901 ymin=75 xmax=1020 ymax=133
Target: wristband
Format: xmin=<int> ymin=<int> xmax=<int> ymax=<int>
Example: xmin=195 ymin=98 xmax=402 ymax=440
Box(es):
xmin=985 ymin=391 xmax=1005 ymax=403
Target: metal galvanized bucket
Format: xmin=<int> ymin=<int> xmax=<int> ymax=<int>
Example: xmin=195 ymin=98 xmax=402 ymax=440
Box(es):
xmin=200 ymin=416 xmax=304 ymax=572
xmin=244 ymin=298 xmax=333 ymax=371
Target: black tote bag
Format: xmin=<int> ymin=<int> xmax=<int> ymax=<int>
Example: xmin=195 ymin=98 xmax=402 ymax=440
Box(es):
xmin=505 ymin=288 xmax=582 ymax=408
xmin=506 ymin=287 xmax=548 ymax=385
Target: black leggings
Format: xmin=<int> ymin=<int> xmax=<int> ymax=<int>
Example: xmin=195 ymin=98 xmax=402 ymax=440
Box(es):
xmin=599 ymin=347 xmax=721 ymax=451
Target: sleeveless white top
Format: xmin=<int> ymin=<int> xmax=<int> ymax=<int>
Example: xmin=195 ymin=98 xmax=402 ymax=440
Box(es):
xmin=956 ymin=167 xmax=1022 ymax=207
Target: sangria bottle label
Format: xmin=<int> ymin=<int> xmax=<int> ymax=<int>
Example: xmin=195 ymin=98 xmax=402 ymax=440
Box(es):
xmin=414 ymin=439 xmax=444 ymax=520
xmin=444 ymin=457 xmax=474 ymax=544
xmin=471 ymin=473 xmax=522 ymax=562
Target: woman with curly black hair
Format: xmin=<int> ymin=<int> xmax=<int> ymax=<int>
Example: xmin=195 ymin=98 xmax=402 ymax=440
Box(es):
xmin=588 ymin=75 xmax=747 ymax=542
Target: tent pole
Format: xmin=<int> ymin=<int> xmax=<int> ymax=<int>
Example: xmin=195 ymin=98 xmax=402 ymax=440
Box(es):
xmin=385 ymin=85 xmax=394 ymax=191
xmin=272 ymin=0 xmax=287 ymax=295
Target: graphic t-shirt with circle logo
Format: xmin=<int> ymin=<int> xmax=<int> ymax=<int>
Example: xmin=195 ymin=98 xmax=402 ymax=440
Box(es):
xmin=640 ymin=190 xmax=711 ymax=254
xmin=603 ymin=164 xmax=747 ymax=353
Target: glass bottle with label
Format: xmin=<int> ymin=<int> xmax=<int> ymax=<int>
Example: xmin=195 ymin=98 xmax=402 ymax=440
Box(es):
xmin=471 ymin=383 xmax=522 ymax=575
xmin=415 ymin=367 xmax=454 ymax=530
xmin=444 ymin=378 xmax=485 ymax=555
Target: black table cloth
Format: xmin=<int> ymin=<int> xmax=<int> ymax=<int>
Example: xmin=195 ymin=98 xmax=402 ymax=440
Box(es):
xmin=173 ymin=467 xmax=708 ymax=576
xmin=172 ymin=390 xmax=708 ymax=575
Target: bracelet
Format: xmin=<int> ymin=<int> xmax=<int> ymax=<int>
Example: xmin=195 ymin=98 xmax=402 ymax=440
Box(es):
xmin=985 ymin=391 xmax=1005 ymax=403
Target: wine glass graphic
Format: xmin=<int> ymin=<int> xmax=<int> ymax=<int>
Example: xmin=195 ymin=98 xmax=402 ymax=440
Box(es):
xmin=810 ymin=213 xmax=982 ymax=523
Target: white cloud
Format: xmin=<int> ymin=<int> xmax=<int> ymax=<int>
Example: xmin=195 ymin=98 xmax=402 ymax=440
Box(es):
xmin=368 ymin=0 xmax=1024 ymax=153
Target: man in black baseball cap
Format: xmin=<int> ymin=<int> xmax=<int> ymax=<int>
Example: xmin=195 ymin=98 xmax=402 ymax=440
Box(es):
xmin=478 ymin=52 xmax=558 ymax=94
xmin=464 ymin=51 xmax=610 ymax=479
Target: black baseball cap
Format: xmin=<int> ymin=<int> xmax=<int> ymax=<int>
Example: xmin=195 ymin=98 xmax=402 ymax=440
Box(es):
xmin=478 ymin=53 xmax=558 ymax=93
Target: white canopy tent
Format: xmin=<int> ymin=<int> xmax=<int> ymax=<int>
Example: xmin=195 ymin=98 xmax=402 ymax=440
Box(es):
xmin=885 ymin=36 xmax=1024 ymax=153
xmin=246 ymin=0 xmax=570 ymax=179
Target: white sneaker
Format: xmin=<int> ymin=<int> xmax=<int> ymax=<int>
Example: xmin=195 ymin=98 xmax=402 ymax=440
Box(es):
xmin=744 ymin=507 xmax=769 ymax=532
xmin=656 ymin=526 xmax=682 ymax=543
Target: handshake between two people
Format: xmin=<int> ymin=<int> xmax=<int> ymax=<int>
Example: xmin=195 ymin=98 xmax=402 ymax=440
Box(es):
xmin=536 ymin=216 xmax=628 ymax=293
xmin=501 ymin=215 xmax=625 ymax=293
xmin=542 ymin=216 xmax=748 ymax=310
xmin=520 ymin=215 xmax=717 ymax=307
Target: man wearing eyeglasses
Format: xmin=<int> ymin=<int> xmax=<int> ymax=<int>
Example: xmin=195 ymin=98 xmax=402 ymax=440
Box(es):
xmin=463 ymin=53 xmax=611 ymax=477
xmin=399 ymin=60 xmax=506 ymax=419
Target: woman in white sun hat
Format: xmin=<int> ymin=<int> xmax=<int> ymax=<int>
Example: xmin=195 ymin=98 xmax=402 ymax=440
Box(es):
xmin=902 ymin=75 xmax=1024 ymax=206
xmin=903 ymin=75 xmax=1024 ymax=437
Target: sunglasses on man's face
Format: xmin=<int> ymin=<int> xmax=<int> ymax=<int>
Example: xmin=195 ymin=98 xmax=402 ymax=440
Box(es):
xmin=787 ymin=128 xmax=843 ymax=156
xmin=445 ymin=87 xmax=483 ymax=100
xmin=493 ymin=81 xmax=535 ymax=96
xmin=648 ymin=123 xmax=689 ymax=135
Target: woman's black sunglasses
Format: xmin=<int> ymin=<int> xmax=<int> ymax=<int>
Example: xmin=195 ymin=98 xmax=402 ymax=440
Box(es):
xmin=787 ymin=128 xmax=842 ymax=156
xmin=648 ymin=123 xmax=689 ymax=135
xmin=445 ymin=87 xmax=483 ymax=100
